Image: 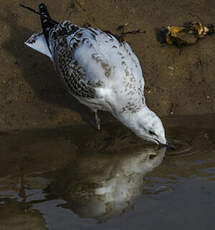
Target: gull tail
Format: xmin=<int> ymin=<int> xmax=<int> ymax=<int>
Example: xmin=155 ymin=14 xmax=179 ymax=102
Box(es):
xmin=38 ymin=3 xmax=57 ymax=45
xmin=20 ymin=3 xmax=58 ymax=60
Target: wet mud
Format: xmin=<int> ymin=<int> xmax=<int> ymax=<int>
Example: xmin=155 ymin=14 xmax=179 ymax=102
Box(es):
xmin=0 ymin=0 xmax=215 ymax=130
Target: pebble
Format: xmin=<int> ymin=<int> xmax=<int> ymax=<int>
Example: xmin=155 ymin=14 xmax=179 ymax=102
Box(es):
xmin=168 ymin=66 xmax=174 ymax=71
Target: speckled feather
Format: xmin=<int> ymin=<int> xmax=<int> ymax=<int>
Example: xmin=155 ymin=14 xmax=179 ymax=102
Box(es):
xmin=48 ymin=21 xmax=145 ymax=113
xmin=24 ymin=3 xmax=166 ymax=145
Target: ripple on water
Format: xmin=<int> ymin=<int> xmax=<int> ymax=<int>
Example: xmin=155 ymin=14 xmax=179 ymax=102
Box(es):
xmin=0 ymin=115 xmax=215 ymax=229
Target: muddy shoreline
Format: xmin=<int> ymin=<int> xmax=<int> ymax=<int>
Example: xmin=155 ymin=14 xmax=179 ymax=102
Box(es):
xmin=1 ymin=1 xmax=215 ymax=229
xmin=0 ymin=0 xmax=215 ymax=131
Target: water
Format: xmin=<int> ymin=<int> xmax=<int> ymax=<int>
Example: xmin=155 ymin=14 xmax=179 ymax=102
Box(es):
xmin=0 ymin=115 xmax=215 ymax=230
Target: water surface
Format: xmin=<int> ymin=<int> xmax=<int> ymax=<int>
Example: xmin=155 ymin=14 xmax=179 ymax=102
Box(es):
xmin=0 ymin=115 xmax=215 ymax=229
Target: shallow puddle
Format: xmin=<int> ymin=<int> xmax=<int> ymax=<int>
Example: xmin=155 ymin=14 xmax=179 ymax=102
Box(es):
xmin=0 ymin=115 xmax=215 ymax=230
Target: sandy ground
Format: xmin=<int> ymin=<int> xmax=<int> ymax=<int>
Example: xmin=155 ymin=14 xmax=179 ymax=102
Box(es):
xmin=0 ymin=0 xmax=215 ymax=131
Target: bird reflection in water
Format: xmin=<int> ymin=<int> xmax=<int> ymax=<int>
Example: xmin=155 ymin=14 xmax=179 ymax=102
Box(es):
xmin=46 ymin=142 xmax=166 ymax=222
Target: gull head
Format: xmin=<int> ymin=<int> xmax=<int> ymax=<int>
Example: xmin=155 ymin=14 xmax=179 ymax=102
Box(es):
xmin=120 ymin=106 xmax=167 ymax=146
xmin=135 ymin=107 xmax=166 ymax=145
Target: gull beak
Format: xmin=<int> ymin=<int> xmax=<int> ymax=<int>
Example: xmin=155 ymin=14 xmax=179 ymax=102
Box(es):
xmin=159 ymin=143 xmax=176 ymax=149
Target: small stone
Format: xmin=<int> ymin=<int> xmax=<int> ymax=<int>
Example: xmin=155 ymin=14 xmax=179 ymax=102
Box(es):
xmin=204 ymin=133 xmax=209 ymax=139
xmin=168 ymin=66 xmax=174 ymax=71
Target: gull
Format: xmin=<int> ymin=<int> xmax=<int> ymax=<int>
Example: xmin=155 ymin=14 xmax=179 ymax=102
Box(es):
xmin=21 ymin=3 xmax=167 ymax=146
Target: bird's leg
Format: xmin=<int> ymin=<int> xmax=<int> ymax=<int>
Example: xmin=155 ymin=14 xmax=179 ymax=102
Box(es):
xmin=95 ymin=110 xmax=101 ymax=131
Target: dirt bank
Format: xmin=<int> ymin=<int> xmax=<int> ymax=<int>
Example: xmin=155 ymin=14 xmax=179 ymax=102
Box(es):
xmin=0 ymin=0 xmax=215 ymax=131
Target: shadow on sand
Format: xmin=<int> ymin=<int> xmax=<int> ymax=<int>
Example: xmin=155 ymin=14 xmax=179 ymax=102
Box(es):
xmin=0 ymin=7 xmax=111 ymax=128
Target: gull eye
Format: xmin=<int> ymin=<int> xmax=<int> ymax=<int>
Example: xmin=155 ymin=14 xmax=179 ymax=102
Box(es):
xmin=149 ymin=130 xmax=156 ymax=136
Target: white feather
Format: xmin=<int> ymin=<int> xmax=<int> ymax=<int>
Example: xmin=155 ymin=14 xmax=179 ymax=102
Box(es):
xmin=25 ymin=32 xmax=53 ymax=60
